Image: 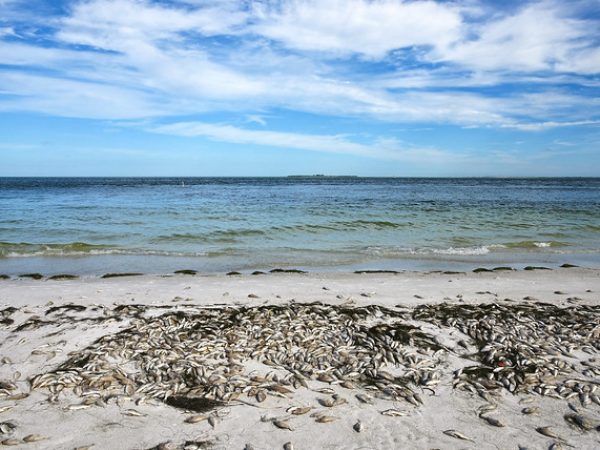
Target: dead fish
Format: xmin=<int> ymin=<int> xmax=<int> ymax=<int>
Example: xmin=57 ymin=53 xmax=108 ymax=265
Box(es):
xmin=380 ymin=409 xmax=409 ymax=417
xmin=64 ymin=404 xmax=91 ymax=411
xmin=287 ymin=406 xmax=311 ymax=415
xmin=23 ymin=434 xmax=47 ymax=443
xmin=256 ymin=391 xmax=267 ymax=403
xmin=536 ymin=427 xmax=560 ymax=439
xmin=122 ymin=408 xmax=146 ymax=417
xmin=353 ymin=420 xmax=363 ymax=432
xmin=315 ymin=415 xmax=337 ymax=423
xmin=1 ymin=439 xmax=21 ymax=446
xmin=355 ymin=393 xmax=374 ymax=404
xmin=443 ymin=429 xmax=474 ymax=442
xmin=477 ymin=403 xmax=497 ymax=415
xmin=208 ymin=415 xmax=217 ymax=428
xmin=522 ymin=407 xmax=540 ymax=415
xmin=314 ymin=387 xmax=335 ymax=394
xmin=564 ymin=413 xmax=596 ymax=431
xmin=185 ymin=414 xmax=208 ymax=424
xmin=481 ymin=416 xmax=505 ymax=427
xmin=273 ymin=419 xmax=293 ymax=431
xmin=0 ymin=422 xmax=16 ymax=434
xmin=283 ymin=442 xmax=294 ymax=450
xmin=73 ymin=445 xmax=95 ymax=450
xmin=317 ymin=397 xmax=335 ymax=407
xmin=0 ymin=406 xmax=13 ymax=414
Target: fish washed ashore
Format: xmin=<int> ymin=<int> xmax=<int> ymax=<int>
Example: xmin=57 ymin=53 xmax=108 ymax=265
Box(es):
xmin=0 ymin=269 xmax=599 ymax=449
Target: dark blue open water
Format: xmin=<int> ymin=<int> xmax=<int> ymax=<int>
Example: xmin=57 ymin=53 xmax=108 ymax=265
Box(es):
xmin=0 ymin=177 xmax=599 ymax=274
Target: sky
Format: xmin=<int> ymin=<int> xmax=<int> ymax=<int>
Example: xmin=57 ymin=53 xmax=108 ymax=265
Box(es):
xmin=0 ymin=0 xmax=599 ymax=176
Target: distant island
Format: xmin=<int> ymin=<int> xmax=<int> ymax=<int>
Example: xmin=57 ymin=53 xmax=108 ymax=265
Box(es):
xmin=287 ymin=174 xmax=358 ymax=178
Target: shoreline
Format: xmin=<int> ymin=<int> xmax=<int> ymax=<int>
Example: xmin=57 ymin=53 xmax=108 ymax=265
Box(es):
xmin=1 ymin=269 xmax=599 ymax=449
xmin=0 ymin=256 xmax=598 ymax=280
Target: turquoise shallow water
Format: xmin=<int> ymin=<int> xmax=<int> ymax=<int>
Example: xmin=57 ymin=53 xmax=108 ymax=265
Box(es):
xmin=0 ymin=177 xmax=599 ymax=274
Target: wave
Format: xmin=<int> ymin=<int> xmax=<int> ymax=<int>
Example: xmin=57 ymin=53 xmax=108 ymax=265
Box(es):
xmin=363 ymin=241 xmax=572 ymax=257
xmin=0 ymin=241 xmax=213 ymax=258
xmin=364 ymin=245 xmax=491 ymax=256
xmin=150 ymin=229 xmax=266 ymax=244
xmin=0 ymin=241 xmax=113 ymax=257
xmin=501 ymin=240 xmax=569 ymax=249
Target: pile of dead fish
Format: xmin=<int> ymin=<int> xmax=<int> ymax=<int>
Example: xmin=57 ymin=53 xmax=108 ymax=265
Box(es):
xmin=29 ymin=301 xmax=600 ymax=411
xmin=31 ymin=303 xmax=444 ymax=408
xmin=413 ymin=302 xmax=600 ymax=406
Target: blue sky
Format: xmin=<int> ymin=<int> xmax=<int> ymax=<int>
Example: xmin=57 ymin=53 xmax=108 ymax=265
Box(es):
xmin=0 ymin=0 xmax=599 ymax=176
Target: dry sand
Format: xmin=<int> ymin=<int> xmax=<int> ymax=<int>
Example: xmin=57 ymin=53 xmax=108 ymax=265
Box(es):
xmin=0 ymin=268 xmax=599 ymax=450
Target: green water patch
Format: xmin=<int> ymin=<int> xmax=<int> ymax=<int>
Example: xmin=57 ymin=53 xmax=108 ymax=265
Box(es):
xmin=502 ymin=240 xmax=569 ymax=249
xmin=0 ymin=241 xmax=114 ymax=257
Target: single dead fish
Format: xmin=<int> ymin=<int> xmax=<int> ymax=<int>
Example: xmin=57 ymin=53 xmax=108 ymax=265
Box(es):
xmin=443 ymin=429 xmax=474 ymax=442
xmin=481 ymin=416 xmax=505 ymax=427
xmin=122 ymin=409 xmax=146 ymax=417
xmin=381 ymin=408 xmax=409 ymax=417
xmin=64 ymin=404 xmax=91 ymax=411
xmin=355 ymin=393 xmax=374 ymax=404
xmin=185 ymin=414 xmax=208 ymax=424
xmin=564 ymin=413 xmax=596 ymax=431
xmin=1 ymin=439 xmax=21 ymax=446
xmin=283 ymin=442 xmax=294 ymax=450
xmin=208 ymin=415 xmax=217 ymax=428
xmin=287 ymin=406 xmax=311 ymax=415
xmin=522 ymin=407 xmax=540 ymax=415
xmin=23 ymin=434 xmax=47 ymax=443
xmin=273 ymin=419 xmax=293 ymax=431
xmin=536 ymin=427 xmax=560 ymax=439
xmin=315 ymin=415 xmax=337 ymax=423
xmin=317 ymin=398 xmax=335 ymax=407
xmin=353 ymin=420 xmax=363 ymax=433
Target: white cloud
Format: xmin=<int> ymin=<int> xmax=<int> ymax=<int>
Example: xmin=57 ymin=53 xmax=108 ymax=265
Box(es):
xmin=251 ymin=0 xmax=463 ymax=58
xmin=0 ymin=0 xmax=598 ymax=132
xmin=501 ymin=120 xmax=600 ymax=131
xmin=151 ymin=121 xmax=453 ymax=162
xmin=433 ymin=2 xmax=600 ymax=73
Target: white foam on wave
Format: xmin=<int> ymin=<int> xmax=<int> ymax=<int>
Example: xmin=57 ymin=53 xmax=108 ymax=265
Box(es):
xmin=533 ymin=242 xmax=552 ymax=248
xmin=430 ymin=246 xmax=491 ymax=256
xmin=2 ymin=249 xmax=209 ymax=258
xmin=363 ymin=246 xmax=492 ymax=256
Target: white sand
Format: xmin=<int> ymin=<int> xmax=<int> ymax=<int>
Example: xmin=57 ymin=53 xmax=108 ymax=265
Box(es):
xmin=0 ymin=268 xmax=599 ymax=450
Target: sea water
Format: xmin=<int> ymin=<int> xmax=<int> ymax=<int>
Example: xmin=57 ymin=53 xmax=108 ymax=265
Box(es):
xmin=0 ymin=177 xmax=599 ymax=275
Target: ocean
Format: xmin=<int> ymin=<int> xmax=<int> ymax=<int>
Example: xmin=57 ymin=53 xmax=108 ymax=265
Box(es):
xmin=0 ymin=177 xmax=599 ymax=275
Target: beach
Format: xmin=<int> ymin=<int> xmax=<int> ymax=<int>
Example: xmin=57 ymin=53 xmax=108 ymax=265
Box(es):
xmin=1 ymin=268 xmax=599 ymax=449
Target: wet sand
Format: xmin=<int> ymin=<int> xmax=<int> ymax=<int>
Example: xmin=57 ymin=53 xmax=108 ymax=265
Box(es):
xmin=0 ymin=268 xmax=599 ymax=449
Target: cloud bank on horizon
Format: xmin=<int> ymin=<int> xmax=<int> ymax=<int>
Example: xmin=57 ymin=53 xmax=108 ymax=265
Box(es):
xmin=0 ymin=0 xmax=599 ymax=175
